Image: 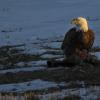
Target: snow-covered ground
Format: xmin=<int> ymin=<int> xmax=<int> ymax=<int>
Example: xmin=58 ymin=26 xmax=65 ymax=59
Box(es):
xmin=0 ymin=80 xmax=100 ymax=100
xmin=39 ymin=86 xmax=100 ymax=100
xmin=0 ymin=65 xmax=46 ymax=74
xmin=0 ymin=79 xmax=66 ymax=93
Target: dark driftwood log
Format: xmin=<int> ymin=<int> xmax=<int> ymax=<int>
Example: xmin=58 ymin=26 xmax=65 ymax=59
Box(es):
xmin=47 ymin=57 xmax=100 ymax=67
xmin=47 ymin=60 xmax=78 ymax=67
xmin=47 ymin=46 xmax=100 ymax=67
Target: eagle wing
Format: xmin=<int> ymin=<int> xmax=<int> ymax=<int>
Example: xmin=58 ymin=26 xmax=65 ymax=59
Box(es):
xmin=61 ymin=28 xmax=83 ymax=56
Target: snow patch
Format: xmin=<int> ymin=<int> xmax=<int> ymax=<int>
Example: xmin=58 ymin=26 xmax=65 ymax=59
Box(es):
xmin=0 ymin=79 xmax=65 ymax=93
xmin=39 ymin=86 xmax=100 ymax=100
xmin=0 ymin=66 xmax=46 ymax=74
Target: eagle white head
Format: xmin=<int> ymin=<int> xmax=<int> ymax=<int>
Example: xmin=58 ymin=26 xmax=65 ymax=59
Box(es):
xmin=71 ymin=17 xmax=88 ymax=32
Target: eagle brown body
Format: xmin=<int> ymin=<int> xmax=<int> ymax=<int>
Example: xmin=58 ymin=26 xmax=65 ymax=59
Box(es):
xmin=61 ymin=27 xmax=95 ymax=57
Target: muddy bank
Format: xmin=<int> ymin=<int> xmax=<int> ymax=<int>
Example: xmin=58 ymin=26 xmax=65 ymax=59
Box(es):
xmin=0 ymin=45 xmax=100 ymax=85
xmin=0 ymin=62 xmax=100 ymax=85
xmin=0 ymin=44 xmax=100 ymax=100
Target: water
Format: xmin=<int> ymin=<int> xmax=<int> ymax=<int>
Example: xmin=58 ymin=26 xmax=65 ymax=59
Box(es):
xmin=0 ymin=0 xmax=100 ymax=46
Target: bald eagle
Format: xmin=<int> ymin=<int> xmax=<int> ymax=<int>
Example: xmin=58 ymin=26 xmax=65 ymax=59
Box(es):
xmin=61 ymin=17 xmax=95 ymax=59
